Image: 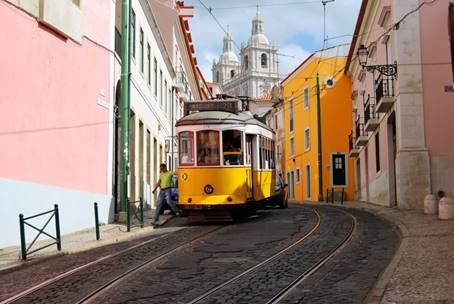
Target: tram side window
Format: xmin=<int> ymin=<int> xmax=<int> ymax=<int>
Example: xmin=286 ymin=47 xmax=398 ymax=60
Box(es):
xmin=222 ymin=130 xmax=243 ymax=165
xmin=179 ymin=131 xmax=194 ymax=165
xmin=197 ymin=130 xmax=220 ymax=166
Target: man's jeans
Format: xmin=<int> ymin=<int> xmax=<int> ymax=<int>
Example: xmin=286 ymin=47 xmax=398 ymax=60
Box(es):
xmin=154 ymin=189 xmax=180 ymax=221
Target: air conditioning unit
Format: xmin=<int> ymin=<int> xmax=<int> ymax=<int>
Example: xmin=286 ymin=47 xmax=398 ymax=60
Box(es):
xmin=324 ymin=76 xmax=336 ymax=89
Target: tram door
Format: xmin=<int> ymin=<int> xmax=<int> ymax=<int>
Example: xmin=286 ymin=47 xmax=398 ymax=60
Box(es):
xmin=245 ymin=134 xmax=254 ymax=199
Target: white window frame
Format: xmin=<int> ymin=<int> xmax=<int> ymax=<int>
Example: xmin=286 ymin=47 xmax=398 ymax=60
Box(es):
xmin=290 ymin=137 xmax=295 ymax=157
xmin=304 ymin=128 xmax=310 ymax=151
xmin=303 ymin=87 xmax=309 ymax=109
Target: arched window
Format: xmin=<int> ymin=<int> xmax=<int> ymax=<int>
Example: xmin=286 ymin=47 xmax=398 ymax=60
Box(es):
xmin=261 ymin=53 xmax=268 ymax=68
xmin=244 ymin=55 xmax=249 ymax=70
xmin=216 ymin=71 xmax=220 ymax=83
xmin=230 ymin=70 xmax=235 ymax=78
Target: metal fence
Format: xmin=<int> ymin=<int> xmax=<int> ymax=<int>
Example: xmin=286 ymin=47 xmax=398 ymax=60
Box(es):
xmin=19 ymin=204 xmax=61 ymax=260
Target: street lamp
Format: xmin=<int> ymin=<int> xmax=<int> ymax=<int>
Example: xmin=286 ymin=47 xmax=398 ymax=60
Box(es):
xmin=356 ymin=44 xmax=398 ymax=77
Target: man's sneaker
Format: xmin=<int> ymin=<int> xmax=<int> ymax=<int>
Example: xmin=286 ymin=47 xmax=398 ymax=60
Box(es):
xmin=150 ymin=219 xmax=159 ymax=226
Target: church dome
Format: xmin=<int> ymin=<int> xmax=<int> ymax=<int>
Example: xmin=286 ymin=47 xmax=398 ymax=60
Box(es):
xmin=248 ymin=10 xmax=269 ymax=46
xmin=219 ymin=33 xmax=239 ymax=63
xmin=248 ymin=34 xmax=269 ymax=45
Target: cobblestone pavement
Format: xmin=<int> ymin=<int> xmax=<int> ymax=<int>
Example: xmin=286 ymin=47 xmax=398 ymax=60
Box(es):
xmin=278 ymin=207 xmax=400 ymax=304
xmin=92 ymin=206 xmax=319 ymax=303
xmin=92 ymin=205 xmax=398 ymax=304
xmin=1 ymin=225 xmax=221 ymax=304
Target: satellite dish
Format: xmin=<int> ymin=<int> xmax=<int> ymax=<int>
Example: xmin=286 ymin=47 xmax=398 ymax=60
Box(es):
xmin=324 ymin=76 xmax=336 ymax=89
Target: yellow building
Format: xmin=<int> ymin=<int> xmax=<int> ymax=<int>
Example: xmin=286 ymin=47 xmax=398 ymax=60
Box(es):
xmin=281 ymin=45 xmax=354 ymax=202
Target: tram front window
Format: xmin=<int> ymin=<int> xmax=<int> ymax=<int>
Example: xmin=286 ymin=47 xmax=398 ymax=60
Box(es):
xmin=179 ymin=131 xmax=194 ymax=165
xmin=197 ymin=130 xmax=220 ymax=166
xmin=222 ymin=130 xmax=243 ymax=166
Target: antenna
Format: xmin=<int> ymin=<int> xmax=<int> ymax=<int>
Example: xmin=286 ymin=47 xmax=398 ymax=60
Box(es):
xmin=322 ymin=0 xmax=335 ymax=48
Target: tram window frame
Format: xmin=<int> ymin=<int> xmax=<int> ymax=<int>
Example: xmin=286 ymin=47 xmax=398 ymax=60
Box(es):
xmin=179 ymin=131 xmax=194 ymax=166
xmin=222 ymin=129 xmax=243 ymax=166
xmin=196 ymin=130 xmax=220 ymax=166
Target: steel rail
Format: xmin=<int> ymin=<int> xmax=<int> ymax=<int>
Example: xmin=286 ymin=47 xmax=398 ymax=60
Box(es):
xmin=266 ymin=208 xmax=357 ymax=304
xmin=77 ymin=226 xmax=226 ymax=304
xmin=186 ymin=208 xmax=322 ymax=304
xmin=0 ymin=233 xmax=171 ymax=304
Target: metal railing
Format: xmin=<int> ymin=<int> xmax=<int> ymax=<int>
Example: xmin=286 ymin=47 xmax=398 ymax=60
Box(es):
xmin=348 ymin=133 xmax=355 ymax=151
xmin=19 ymin=204 xmax=61 ymax=260
xmin=364 ymin=96 xmax=378 ymax=124
xmin=375 ymin=77 xmax=395 ymax=103
xmin=355 ymin=119 xmax=365 ymax=138
xmin=326 ymin=188 xmax=345 ymax=204
xmin=176 ymin=69 xmax=189 ymax=94
xmin=127 ymin=198 xmax=144 ymax=232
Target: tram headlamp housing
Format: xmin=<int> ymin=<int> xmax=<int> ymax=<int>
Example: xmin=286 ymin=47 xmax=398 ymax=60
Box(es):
xmin=204 ymin=184 xmax=214 ymax=194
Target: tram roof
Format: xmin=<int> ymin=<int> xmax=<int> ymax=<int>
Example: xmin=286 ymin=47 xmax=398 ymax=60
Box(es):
xmin=176 ymin=111 xmax=273 ymax=132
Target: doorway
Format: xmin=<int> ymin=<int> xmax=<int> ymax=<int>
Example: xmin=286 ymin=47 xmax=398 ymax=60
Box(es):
xmin=331 ymin=153 xmax=347 ymax=188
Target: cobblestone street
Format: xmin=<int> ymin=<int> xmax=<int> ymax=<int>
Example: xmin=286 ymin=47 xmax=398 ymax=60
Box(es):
xmin=0 ymin=204 xmax=399 ymax=303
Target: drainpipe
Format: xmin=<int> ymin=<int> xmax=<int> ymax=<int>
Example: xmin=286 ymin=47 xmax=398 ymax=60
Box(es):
xmin=316 ymin=73 xmax=323 ymax=201
xmin=119 ymin=0 xmax=130 ymax=218
xmin=171 ymin=86 xmax=175 ymax=171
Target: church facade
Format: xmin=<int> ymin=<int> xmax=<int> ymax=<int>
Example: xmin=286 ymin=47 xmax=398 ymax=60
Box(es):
xmin=212 ymin=11 xmax=280 ymax=98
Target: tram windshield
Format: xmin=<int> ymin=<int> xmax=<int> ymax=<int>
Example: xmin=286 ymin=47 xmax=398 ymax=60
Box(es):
xmin=222 ymin=130 xmax=243 ymax=166
xmin=197 ymin=130 xmax=220 ymax=166
xmin=179 ymin=131 xmax=194 ymax=165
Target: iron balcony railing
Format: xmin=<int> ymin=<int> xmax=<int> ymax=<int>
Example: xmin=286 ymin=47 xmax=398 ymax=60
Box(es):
xmin=348 ymin=133 xmax=355 ymax=151
xmin=176 ymin=69 xmax=189 ymax=94
xmin=364 ymin=96 xmax=378 ymax=124
xmin=356 ymin=119 xmax=365 ymax=138
xmin=375 ymin=77 xmax=395 ymax=103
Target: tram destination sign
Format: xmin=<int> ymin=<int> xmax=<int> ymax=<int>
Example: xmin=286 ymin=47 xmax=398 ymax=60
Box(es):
xmin=185 ymin=100 xmax=242 ymax=114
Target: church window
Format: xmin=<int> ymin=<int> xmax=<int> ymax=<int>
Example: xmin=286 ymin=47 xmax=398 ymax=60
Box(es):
xmin=244 ymin=55 xmax=249 ymax=70
xmin=230 ymin=70 xmax=235 ymax=78
xmin=216 ymin=71 xmax=220 ymax=83
xmin=261 ymin=53 xmax=268 ymax=68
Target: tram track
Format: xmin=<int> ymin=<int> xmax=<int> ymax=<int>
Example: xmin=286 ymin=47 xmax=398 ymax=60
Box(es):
xmin=187 ymin=206 xmax=357 ymax=304
xmin=187 ymin=208 xmax=322 ymax=304
xmin=1 ymin=225 xmax=226 ymax=304
xmin=266 ymin=208 xmax=357 ymax=304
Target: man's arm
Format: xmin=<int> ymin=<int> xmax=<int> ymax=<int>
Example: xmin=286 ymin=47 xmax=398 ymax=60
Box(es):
xmin=152 ymin=179 xmax=161 ymax=194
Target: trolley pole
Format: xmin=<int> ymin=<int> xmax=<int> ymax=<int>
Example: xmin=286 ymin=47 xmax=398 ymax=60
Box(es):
xmin=119 ymin=0 xmax=130 ymax=220
xmin=316 ymin=73 xmax=324 ymax=201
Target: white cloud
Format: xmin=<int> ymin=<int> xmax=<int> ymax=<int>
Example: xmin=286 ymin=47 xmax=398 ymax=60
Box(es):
xmin=185 ymin=0 xmax=362 ymax=82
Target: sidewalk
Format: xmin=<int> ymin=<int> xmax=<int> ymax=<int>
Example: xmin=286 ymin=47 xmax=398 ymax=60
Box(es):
xmin=0 ymin=209 xmax=178 ymax=273
xmin=336 ymin=201 xmax=454 ymax=304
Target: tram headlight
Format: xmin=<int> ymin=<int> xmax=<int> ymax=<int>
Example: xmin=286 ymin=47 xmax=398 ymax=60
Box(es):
xmin=204 ymin=184 xmax=214 ymax=194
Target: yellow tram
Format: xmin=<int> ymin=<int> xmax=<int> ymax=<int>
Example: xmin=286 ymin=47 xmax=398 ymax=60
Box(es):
xmin=176 ymin=99 xmax=276 ymax=216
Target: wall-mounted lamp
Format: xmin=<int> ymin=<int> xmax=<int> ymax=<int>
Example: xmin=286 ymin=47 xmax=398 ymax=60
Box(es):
xmin=357 ymin=44 xmax=398 ymax=77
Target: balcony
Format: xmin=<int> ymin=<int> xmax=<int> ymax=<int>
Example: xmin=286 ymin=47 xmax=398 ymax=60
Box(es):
xmin=349 ymin=133 xmax=360 ymax=158
xmin=364 ymin=98 xmax=379 ymax=132
xmin=175 ymin=69 xmax=189 ymax=92
xmin=355 ymin=121 xmax=368 ymax=146
xmin=375 ymin=77 xmax=395 ymax=113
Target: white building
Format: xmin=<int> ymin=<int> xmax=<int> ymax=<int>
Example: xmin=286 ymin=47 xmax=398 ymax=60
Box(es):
xmin=212 ymin=11 xmax=279 ymax=98
xmin=113 ymin=0 xmax=206 ymax=210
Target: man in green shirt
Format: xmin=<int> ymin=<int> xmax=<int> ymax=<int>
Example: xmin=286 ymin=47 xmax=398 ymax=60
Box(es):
xmin=151 ymin=163 xmax=181 ymax=225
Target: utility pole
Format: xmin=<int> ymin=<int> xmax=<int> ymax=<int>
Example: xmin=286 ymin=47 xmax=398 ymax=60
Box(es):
xmin=316 ymin=73 xmax=323 ymax=201
xmin=119 ymin=0 xmax=130 ymax=221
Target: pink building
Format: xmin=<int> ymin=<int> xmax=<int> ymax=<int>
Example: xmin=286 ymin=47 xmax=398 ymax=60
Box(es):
xmin=0 ymin=1 xmax=114 ymax=247
xmin=346 ymin=0 xmax=454 ymax=208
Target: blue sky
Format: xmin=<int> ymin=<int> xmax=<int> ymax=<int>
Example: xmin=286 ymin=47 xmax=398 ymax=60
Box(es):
xmin=183 ymin=0 xmax=362 ymax=81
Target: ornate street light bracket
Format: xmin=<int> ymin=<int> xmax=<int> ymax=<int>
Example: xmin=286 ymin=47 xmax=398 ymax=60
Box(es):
xmin=357 ymin=44 xmax=398 ymax=78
